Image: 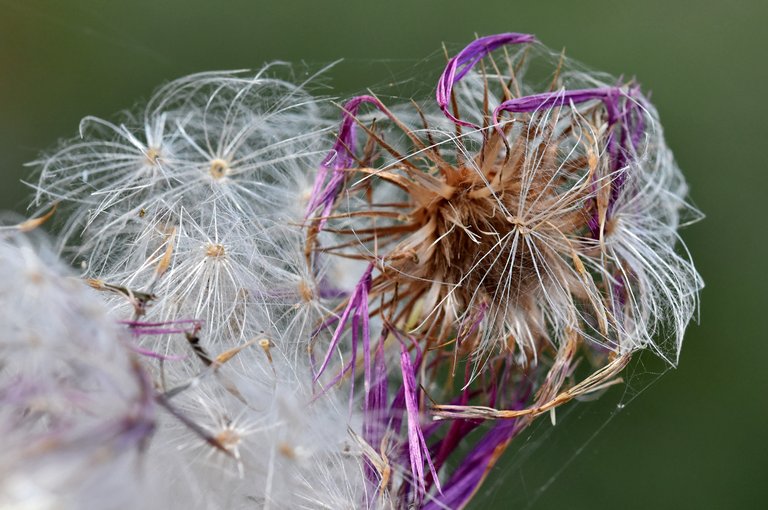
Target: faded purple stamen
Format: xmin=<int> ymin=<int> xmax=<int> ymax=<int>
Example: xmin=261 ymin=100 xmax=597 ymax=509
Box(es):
xmin=121 ymin=318 xmax=203 ymax=335
xmin=312 ymin=263 xmax=374 ymax=384
xmin=306 ymin=95 xmax=392 ymax=231
xmin=395 ymin=332 xmax=441 ymax=499
xmin=436 ymin=32 xmax=536 ymax=129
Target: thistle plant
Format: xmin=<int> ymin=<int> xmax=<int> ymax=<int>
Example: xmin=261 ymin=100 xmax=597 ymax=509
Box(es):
xmin=306 ymin=32 xmax=701 ymax=507
xmin=1 ymin=33 xmax=701 ymax=510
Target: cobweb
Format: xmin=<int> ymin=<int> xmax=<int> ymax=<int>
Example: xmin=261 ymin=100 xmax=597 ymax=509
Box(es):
xmin=476 ymin=353 xmax=670 ymax=509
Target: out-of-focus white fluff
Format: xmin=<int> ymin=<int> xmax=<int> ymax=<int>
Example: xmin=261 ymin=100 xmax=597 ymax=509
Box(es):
xmin=144 ymin=341 xmax=370 ymax=510
xmin=0 ymin=226 xmax=371 ymax=509
xmin=0 ymin=225 xmax=154 ymax=510
xmin=20 ymin=65 xmax=374 ymax=510
xmin=32 ymin=65 xmax=343 ymax=363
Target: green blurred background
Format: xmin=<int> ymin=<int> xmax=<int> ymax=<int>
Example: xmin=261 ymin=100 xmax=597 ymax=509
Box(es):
xmin=1 ymin=1 xmax=765 ymax=508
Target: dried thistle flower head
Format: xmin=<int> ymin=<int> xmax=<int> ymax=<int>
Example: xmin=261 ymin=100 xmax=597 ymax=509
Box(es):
xmin=306 ymin=33 xmax=702 ymax=508
xmin=308 ymin=33 xmax=701 ymax=366
xmin=5 ymin=33 xmax=703 ymax=510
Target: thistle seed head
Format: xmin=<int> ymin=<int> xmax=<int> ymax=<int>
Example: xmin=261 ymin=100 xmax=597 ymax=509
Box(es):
xmin=308 ymin=36 xmax=702 ymax=367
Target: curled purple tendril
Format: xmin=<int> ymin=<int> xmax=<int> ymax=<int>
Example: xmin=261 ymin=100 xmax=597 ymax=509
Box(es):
xmin=436 ymin=32 xmax=536 ymax=130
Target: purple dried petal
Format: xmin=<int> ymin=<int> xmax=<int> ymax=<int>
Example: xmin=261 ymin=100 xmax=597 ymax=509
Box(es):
xmin=398 ymin=338 xmax=442 ymax=499
xmin=313 ymin=263 xmax=374 ymax=384
xmin=115 ymin=357 xmax=156 ymax=451
xmin=306 ymin=95 xmax=390 ymax=229
xmin=121 ymin=318 xmax=204 ymax=335
xmin=456 ymin=303 xmax=487 ymax=349
xmin=128 ymin=344 xmax=187 ymax=361
xmin=128 ymin=327 xmax=192 ymax=335
xmin=362 ymin=337 xmax=389 ymax=486
xmin=436 ymin=33 xmax=536 ymax=129
xmin=607 ymin=86 xmax=648 ymax=213
xmin=363 ymin=334 xmax=388 ymax=445
xmin=423 ymin=420 xmax=520 ymax=510
xmin=120 ymin=319 xmax=203 ymax=327
xmin=422 ymin=364 xmax=534 ymax=508
xmin=492 ymin=86 xmax=620 ymax=119
xmin=426 ymin=366 xmax=482 ymax=474
xmin=317 ymin=278 xmax=348 ymax=299
xmin=610 ymin=269 xmax=630 ymax=315
xmin=345 ymin=288 xmax=371 ymax=408
xmin=388 ymin=378 xmax=407 ymax=438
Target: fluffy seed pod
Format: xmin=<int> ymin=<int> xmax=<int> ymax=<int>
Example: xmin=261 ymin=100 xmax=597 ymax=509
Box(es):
xmin=31 ymin=66 xmax=345 ymax=366
xmin=306 ymin=33 xmax=702 ymax=508
xmin=23 ymin=65 xmax=375 ymax=509
xmin=31 ymin=66 xmax=331 ymax=273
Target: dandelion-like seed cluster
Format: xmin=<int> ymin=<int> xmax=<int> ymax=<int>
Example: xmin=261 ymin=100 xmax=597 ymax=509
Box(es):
xmin=1 ymin=33 xmax=701 ymax=509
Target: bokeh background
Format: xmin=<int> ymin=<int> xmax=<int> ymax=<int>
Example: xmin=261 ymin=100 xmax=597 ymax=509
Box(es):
xmin=1 ymin=1 xmax=765 ymax=508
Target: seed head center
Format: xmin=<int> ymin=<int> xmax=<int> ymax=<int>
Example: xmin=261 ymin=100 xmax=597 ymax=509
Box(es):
xmin=506 ymin=215 xmax=531 ymax=234
xmin=215 ymin=428 xmax=241 ymax=450
xmin=205 ymin=243 xmax=226 ymax=258
xmin=145 ymin=147 xmax=161 ymax=165
xmin=298 ymin=280 xmax=314 ymax=302
xmin=209 ymin=159 xmax=231 ymax=180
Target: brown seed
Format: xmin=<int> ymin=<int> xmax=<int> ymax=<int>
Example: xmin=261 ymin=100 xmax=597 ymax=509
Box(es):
xmin=298 ymin=280 xmax=314 ymax=302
